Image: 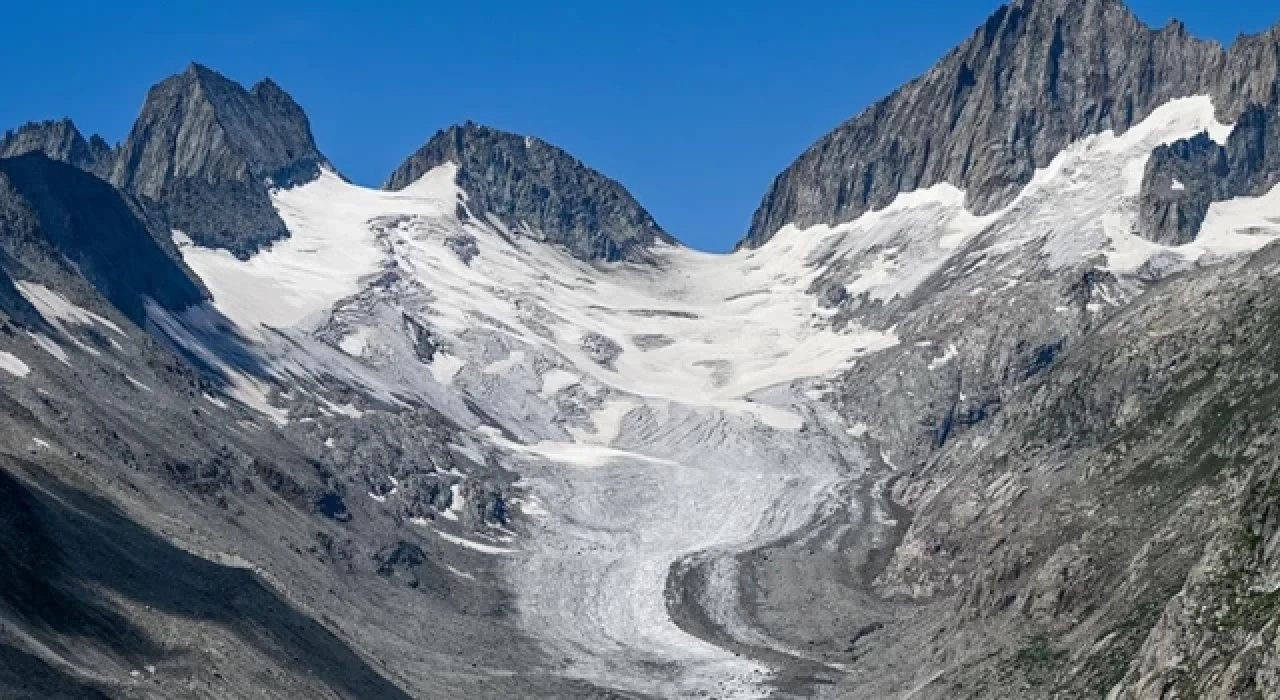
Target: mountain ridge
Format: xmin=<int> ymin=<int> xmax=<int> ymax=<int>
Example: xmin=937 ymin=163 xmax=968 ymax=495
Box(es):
xmin=385 ymin=121 xmax=676 ymax=263
xmin=739 ymin=0 xmax=1280 ymax=248
xmin=4 ymin=2 xmax=1280 ymax=698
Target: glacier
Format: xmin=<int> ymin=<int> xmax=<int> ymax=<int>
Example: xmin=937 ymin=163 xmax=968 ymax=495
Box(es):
xmin=161 ymin=95 xmax=1280 ymax=698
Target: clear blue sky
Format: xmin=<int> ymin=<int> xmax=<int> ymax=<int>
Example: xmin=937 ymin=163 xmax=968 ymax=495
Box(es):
xmin=3 ymin=1 xmax=1277 ymax=251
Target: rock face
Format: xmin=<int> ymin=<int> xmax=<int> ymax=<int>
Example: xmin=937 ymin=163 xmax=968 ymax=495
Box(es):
xmin=0 ymin=153 xmax=206 ymax=323
xmin=741 ymin=0 xmax=1280 ymax=248
xmin=0 ymin=119 xmax=114 ymax=180
xmin=1140 ymin=98 xmax=1280 ymax=244
xmin=385 ymin=123 xmax=674 ymax=262
xmin=111 ymin=64 xmax=332 ymax=259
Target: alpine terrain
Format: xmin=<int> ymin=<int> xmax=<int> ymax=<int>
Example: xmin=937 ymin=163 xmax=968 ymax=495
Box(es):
xmin=4 ymin=0 xmax=1280 ymax=697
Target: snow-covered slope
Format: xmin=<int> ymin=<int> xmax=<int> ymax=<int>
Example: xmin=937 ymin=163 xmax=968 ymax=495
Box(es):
xmin=167 ymin=94 xmax=1280 ymax=698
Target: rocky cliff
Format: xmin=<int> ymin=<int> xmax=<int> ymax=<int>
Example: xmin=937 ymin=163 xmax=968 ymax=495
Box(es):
xmin=111 ymin=64 xmax=332 ymax=259
xmin=1140 ymin=96 xmax=1280 ymax=244
xmin=741 ymin=0 xmax=1280 ymax=248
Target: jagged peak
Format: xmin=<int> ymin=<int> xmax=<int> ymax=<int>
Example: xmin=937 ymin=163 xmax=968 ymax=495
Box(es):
xmin=109 ymin=63 xmax=332 ymax=258
xmin=386 ymin=121 xmax=674 ymax=263
xmin=3 ymin=117 xmax=82 ymax=142
xmin=415 ymin=122 xmax=558 ymax=166
xmin=739 ymin=0 xmax=1280 ymax=248
xmin=0 ymin=117 xmax=114 ymax=178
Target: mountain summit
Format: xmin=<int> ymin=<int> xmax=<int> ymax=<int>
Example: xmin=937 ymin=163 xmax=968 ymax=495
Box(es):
xmin=740 ymin=0 xmax=1280 ymax=248
xmin=110 ymin=64 xmax=332 ymax=258
xmin=385 ymin=122 xmax=674 ymax=263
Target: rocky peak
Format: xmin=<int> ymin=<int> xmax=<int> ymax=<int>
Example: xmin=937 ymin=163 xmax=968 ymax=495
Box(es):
xmin=740 ymin=0 xmax=1280 ymax=248
xmin=110 ymin=63 xmax=332 ymax=258
xmin=0 ymin=118 xmax=114 ymax=180
xmin=385 ymin=122 xmax=674 ymax=263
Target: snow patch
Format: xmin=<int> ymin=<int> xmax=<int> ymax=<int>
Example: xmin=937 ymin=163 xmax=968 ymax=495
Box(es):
xmin=431 ymin=529 xmax=517 ymax=555
xmin=15 ymin=281 xmax=125 ymax=336
xmin=927 ymin=344 xmax=959 ymax=371
xmin=539 ymin=368 xmax=580 ymax=397
xmin=28 ymin=333 xmax=69 ymax=365
xmin=0 ymin=351 xmax=30 ymax=377
xmin=339 ymin=326 xmax=373 ymax=356
xmin=430 ymin=354 xmax=466 ymax=385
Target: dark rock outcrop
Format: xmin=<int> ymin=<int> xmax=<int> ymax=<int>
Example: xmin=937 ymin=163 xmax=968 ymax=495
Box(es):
xmin=385 ymin=123 xmax=674 ymax=262
xmin=0 ymin=153 xmax=206 ymax=323
xmin=0 ymin=119 xmax=114 ymax=180
xmin=110 ymin=64 xmax=332 ymax=259
xmin=1139 ymin=98 xmax=1280 ymax=244
xmin=741 ymin=0 xmax=1280 ymax=248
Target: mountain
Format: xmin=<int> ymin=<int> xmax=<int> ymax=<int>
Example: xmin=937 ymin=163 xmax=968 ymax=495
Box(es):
xmin=0 ymin=119 xmax=114 ymax=180
xmin=385 ymin=122 xmax=675 ymax=262
xmin=5 ymin=1 xmax=1280 ymax=698
xmin=3 ymin=67 xmax=334 ymax=261
xmin=110 ymin=64 xmax=332 ymax=259
xmin=740 ymin=0 xmax=1280 ymax=248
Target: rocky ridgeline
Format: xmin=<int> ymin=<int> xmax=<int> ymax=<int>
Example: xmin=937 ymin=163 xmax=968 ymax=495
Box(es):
xmin=385 ymin=122 xmax=675 ymax=262
xmin=741 ymin=0 xmax=1280 ymax=248
xmin=3 ymin=65 xmax=332 ymax=259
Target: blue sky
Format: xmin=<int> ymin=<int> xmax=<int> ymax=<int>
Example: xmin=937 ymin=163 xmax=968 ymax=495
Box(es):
xmin=3 ymin=1 xmax=1278 ymax=251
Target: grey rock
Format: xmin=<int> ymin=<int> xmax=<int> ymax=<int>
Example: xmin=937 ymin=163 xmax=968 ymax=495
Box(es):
xmin=1138 ymin=132 xmax=1229 ymax=244
xmin=741 ymin=0 xmax=1280 ymax=248
xmin=385 ymin=123 xmax=674 ymax=262
xmin=0 ymin=118 xmax=115 ymax=180
xmin=580 ymin=332 xmax=622 ymax=369
xmin=1140 ymin=97 xmax=1280 ymax=244
xmin=111 ymin=64 xmax=332 ymax=259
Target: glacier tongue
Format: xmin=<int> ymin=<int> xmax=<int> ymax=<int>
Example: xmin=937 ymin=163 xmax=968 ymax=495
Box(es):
xmin=172 ymin=149 xmax=899 ymax=696
xmin=166 ymin=94 xmax=1280 ymax=698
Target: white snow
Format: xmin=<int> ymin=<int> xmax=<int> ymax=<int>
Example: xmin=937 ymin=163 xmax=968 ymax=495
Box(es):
xmin=204 ymin=393 xmax=229 ymax=409
xmin=539 ymin=368 xmax=580 ymax=397
xmin=445 ymin=564 xmax=476 ymax=580
xmin=440 ymin=482 xmax=466 ymax=521
xmin=0 ymin=351 xmax=30 ymax=377
xmin=173 ymin=168 xmax=394 ymax=332
xmin=431 ymin=529 xmax=517 ymax=555
xmin=927 ymin=344 xmax=959 ymax=371
xmin=429 ymin=354 xmax=466 ymax=385
xmin=146 ymin=304 xmax=290 ymax=424
xmin=339 ymin=326 xmax=374 ymax=356
xmin=572 ymin=399 xmax=640 ymax=444
xmin=158 ymin=93 xmax=1280 ymax=700
xmin=15 ymin=282 xmax=125 ymax=336
xmin=178 ymin=163 xmax=899 ymax=426
xmin=28 ymin=333 xmax=69 ymax=365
